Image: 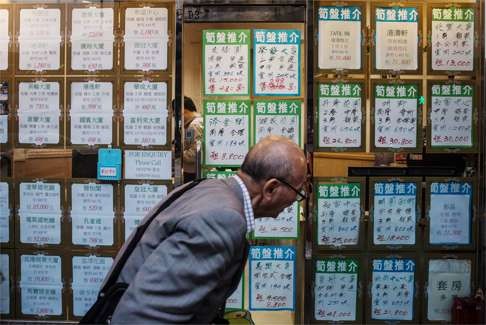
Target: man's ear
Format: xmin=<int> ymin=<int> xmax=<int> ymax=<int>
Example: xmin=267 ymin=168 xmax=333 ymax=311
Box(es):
xmin=262 ymin=178 xmax=280 ymax=199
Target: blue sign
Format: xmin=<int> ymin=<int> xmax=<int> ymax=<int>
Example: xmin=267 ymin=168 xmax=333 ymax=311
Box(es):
xmin=97 ymin=148 xmax=121 ymax=181
xmin=249 ymin=246 xmax=296 ymax=311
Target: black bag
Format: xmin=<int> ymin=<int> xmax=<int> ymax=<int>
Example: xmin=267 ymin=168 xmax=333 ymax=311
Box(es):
xmin=79 ymin=179 xmax=204 ymax=324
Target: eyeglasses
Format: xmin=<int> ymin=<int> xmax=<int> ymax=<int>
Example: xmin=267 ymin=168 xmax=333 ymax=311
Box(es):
xmin=273 ymin=177 xmax=309 ymax=202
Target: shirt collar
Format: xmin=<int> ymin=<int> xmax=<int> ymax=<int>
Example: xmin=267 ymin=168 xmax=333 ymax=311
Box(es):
xmin=232 ymin=175 xmax=255 ymax=234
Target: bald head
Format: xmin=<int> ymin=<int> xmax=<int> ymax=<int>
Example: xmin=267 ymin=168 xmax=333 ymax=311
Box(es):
xmin=240 ymin=135 xmax=306 ymax=184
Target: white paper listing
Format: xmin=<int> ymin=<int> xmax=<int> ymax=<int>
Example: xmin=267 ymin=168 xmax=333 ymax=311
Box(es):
xmin=71 ymin=8 xmax=114 ymax=71
xmin=431 ymin=8 xmax=475 ymax=71
xmin=123 ymin=183 xmax=168 ymax=240
xmin=375 ymin=7 xmax=419 ymax=71
xmin=71 ymin=183 xmax=114 ymax=247
xmin=371 ymin=258 xmax=415 ymax=321
xmin=0 ymin=182 xmax=10 ymax=243
xmin=19 ymin=8 xmax=61 ymax=71
xmin=71 ymin=214 xmax=114 ymax=247
xmin=123 ymin=81 xmax=168 ymax=146
xmin=318 ymin=6 xmax=362 ymax=70
xmin=124 ymin=7 xmax=168 ymax=71
xmin=72 ymin=255 xmax=113 ymax=317
xmin=18 ymin=81 xmax=60 ymax=146
xmin=430 ymin=84 xmax=474 ymax=148
xmin=70 ymin=81 xmax=113 ymax=146
xmin=429 ymin=181 xmax=472 ymax=245
xmin=317 ymin=183 xmax=361 ymax=246
xmin=314 ymin=258 xmax=359 ymax=321
xmin=123 ymin=81 xmax=168 ymax=114
xmin=20 ymin=212 xmax=61 ymax=245
xmin=255 ymin=202 xmax=299 ymax=239
xmin=0 ymin=115 xmax=8 ymax=144
xmin=226 ymin=276 xmax=244 ymax=310
xmin=249 ymin=246 xmax=296 ymax=311
xmin=0 ymin=9 xmax=9 ymax=71
xmin=20 ymin=254 xmax=63 ymax=316
xmin=373 ymin=181 xmax=417 ymax=245
xmin=318 ymin=83 xmax=363 ymax=148
xmin=124 ymin=150 xmax=172 ymax=180
xmin=427 ymin=259 xmax=471 ymax=321
xmin=0 ymin=254 xmax=10 ymax=314
xmin=19 ymin=182 xmax=61 ymax=214
xmin=19 ymin=81 xmax=60 ymax=113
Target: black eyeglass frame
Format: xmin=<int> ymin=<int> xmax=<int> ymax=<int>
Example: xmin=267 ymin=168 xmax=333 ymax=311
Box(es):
xmin=272 ymin=177 xmax=309 ymax=202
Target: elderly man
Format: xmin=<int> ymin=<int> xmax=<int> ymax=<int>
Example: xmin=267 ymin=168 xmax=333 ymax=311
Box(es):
xmin=107 ymin=135 xmax=307 ymax=324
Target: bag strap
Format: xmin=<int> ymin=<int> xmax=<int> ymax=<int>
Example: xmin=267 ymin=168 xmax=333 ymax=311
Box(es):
xmin=99 ymin=179 xmax=205 ymax=296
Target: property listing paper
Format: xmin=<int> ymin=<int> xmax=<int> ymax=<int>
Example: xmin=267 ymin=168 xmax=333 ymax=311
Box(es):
xmin=124 ymin=150 xmax=172 ymax=180
xmin=0 ymin=254 xmax=9 ymax=314
xmin=430 ymin=84 xmax=474 ymax=148
xmin=20 ymin=254 xmax=63 ymax=316
xmin=318 ymin=6 xmax=362 ymax=70
xmin=253 ymin=29 xmax=300 ymax=96
xmin=18 ymin=81 xmax=60 ymax=145
xmin=254 ymin=202 xmax=299 ymax=239
xmin=226 ymin=275 xmax=244 ymax=311
xmin=317 ymin=183 xmax=361 ymax=246
xmin=374 ymin=83 xmax=419 ymax=149
xmin=431 ymin=7 xmax=475 ymax=71
xmin=18 ymin=8 xmax=61 ymax=71
xmin=203 ymin=100 xmax=250 ymax=167
xmin=314 ymin=258 xmax=359 ymax=321
xmin=318 ymin=83 xmax=362 ymax=148
xmin=254 ymin=100 xmax=301 ymax=146
xmin=70 ymin=81 xmax=113 ymax=146
xmin=18 ymin=181 xmax=62 ymax=245
xmin=124 ymin=7 xmax=168 ymax=71
xmin=203 ymin=29 xmax=250 ymax=96
xmin=70 ymin=183 xmax=115 ymax=247
xmin=0 ymin=9 xmax=9 ymax=71
xmin=429 ymin=180 xmax=472 ymax=245
xmin=123 ymin=183 xmax=168 ymax=240
xmin=0 ymin=81 xmax=8 ymax=144
xmin=372 ymin=181 xmax=417 ymax=245
xmin=0 ymin=181 xmax=10 ymax=243
xmin=371 ymin=258 xmax=415 ymax=321
xmin=71 ymin=7 xmax=114 ymax=71
xmin=249 ymin=246 xmax=296 ymax=311
xmin=375 ymin=7 xmax=419 ymax=71
xmin=71 ymin=255 xmax=113 ymax=316
xmin=427 ymin=259 xmax=471 ymax=321
xmin=123 ymin=81 xmax=168 ymax=146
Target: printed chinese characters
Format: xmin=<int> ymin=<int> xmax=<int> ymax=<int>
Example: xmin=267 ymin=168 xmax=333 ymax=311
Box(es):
xmin=124 ymin=7 xmax=168 ymax=71
xmin=71 ymin=183 xmax=115 ymax=247
xmin=70 ymin=82 xmax=113 ymax=146
xmin=71 ymin=8 xmax=114 ymax=71
xmin=123 ymin=81 xmax=168 ymax=146
xmin=429 ymin=181 xmax=472 ymax=245
xmin=18 ymin=81 xmax=60 ymax=145
xmin=318 ymin=6 xmax=362 ymax=70
xmin=375 ymin=7 xmax=419 ymax=70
